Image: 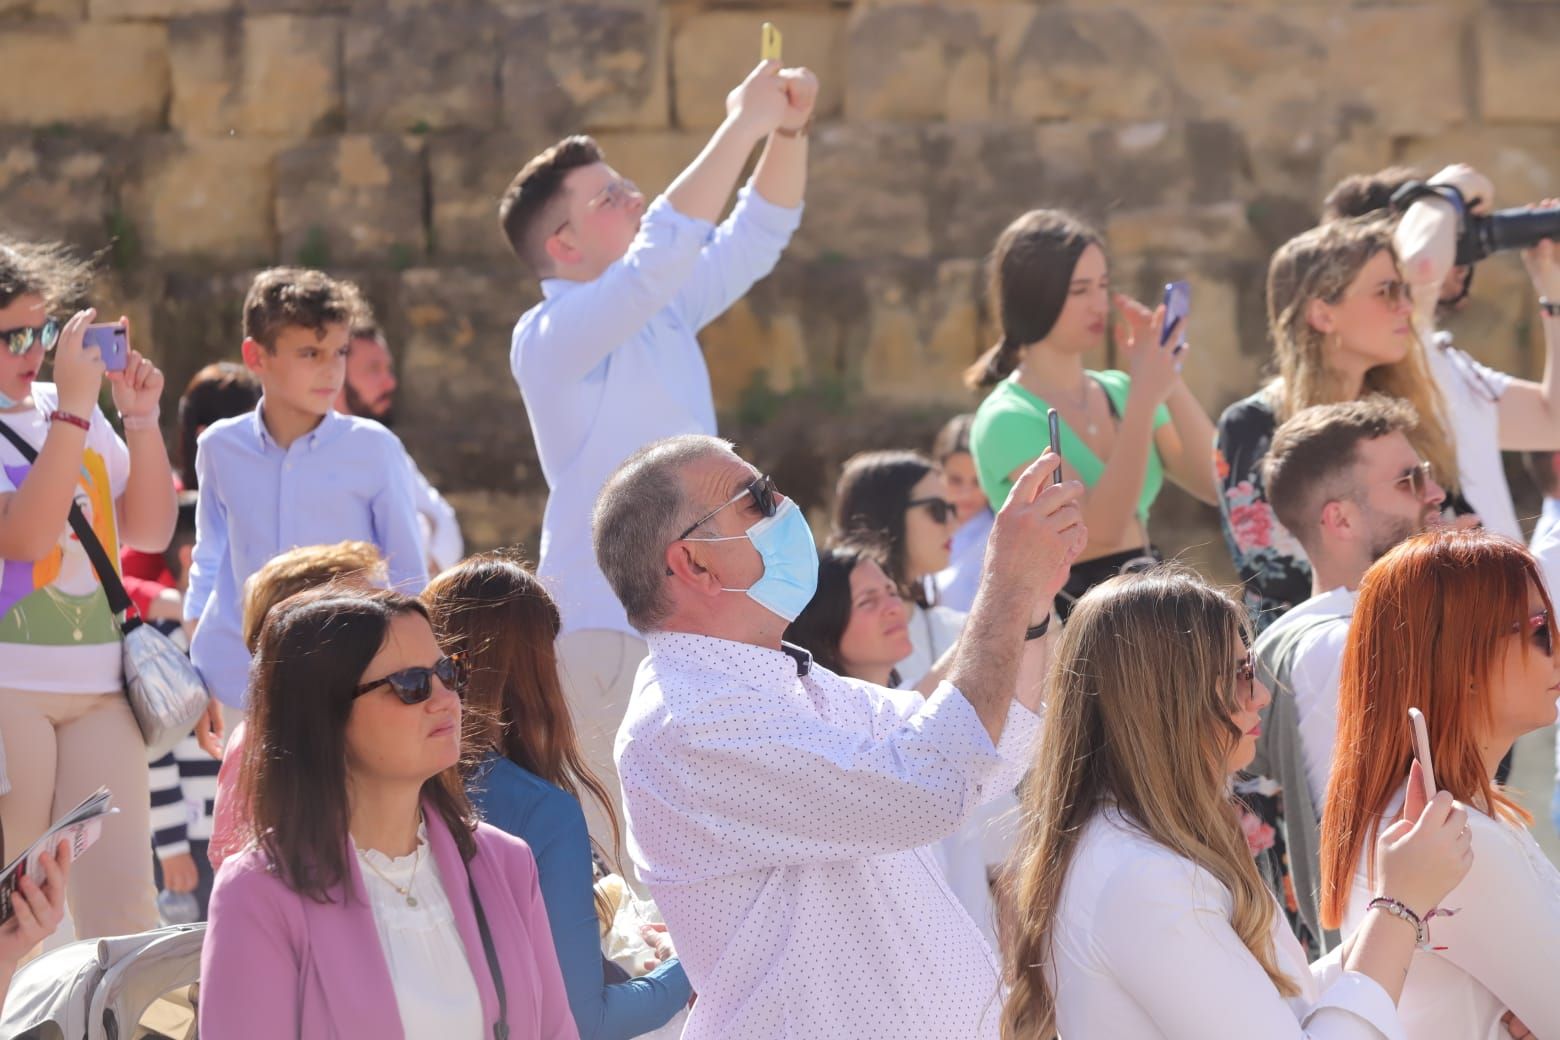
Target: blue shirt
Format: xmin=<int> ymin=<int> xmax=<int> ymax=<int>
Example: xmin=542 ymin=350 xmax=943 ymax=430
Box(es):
xmin=469 ymin=753 xmax=691 ymax=1040
xmin=185 ymin=405 xmax=427 ymax=707
xmin=511 ymin=185 xmax=802 ymax=638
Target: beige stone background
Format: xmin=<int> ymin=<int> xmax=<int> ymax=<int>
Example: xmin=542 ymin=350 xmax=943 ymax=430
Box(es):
xmin=2 ymin=0 xmax=1558 ymax=843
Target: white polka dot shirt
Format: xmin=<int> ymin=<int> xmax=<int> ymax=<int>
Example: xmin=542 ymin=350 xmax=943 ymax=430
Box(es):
xmin=615 ymin=631 xmax=1040 ymax=1039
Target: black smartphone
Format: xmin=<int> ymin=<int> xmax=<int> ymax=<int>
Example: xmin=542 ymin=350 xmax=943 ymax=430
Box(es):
xmin=1047 ymin=408 xmax=1062 ymax=485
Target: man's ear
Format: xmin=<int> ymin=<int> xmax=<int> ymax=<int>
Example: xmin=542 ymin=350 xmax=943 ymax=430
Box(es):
xmin=1317 ymin=498 xmax=1357 ymax=543
xmin=240 ymin=337 xmax=268 ymax=374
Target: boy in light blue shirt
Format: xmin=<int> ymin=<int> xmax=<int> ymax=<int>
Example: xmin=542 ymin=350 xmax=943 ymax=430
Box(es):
xmin=184 ymin=268 xmax=426 ymax=713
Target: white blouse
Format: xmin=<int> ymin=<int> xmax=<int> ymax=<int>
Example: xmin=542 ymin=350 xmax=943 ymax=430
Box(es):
xmin=355 ymin=823 xmax=485 ymax=1038
xmin=1050 ymin=809 xmax=1404 ymax=1039
xmin=1343 ymin=789 xmax=1560 ymax=1040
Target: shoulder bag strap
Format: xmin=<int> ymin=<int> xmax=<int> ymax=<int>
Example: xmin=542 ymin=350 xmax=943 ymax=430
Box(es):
xmin=468 ymin=869 xmax=510 ymax=1040
xmin=0 ymin=416 xmax=137 ymax=623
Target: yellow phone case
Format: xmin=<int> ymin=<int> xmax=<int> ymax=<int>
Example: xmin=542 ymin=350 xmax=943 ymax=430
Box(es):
xmin=761 ymin=22 xmax=782 ymax=62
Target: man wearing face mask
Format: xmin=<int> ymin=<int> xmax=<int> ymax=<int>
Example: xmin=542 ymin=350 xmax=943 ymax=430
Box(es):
xmin=596 ymin=434 xmax=1085 ymax=1040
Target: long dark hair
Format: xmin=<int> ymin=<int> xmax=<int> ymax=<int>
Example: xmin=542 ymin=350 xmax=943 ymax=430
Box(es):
xmin=242 ymin=586 xmax=477 ymax=903
xmin=423 ymin=554 xmax=622 ymax=872
xmin=177 ymin=362 xmax=260 ymax=490
xmin=965 ymin=209 xmax=1104 ymax=390
xmin=831 ymin=450 xmax=937 ymax=605
xmin=784 ymin=541 xmax=898 ymax=683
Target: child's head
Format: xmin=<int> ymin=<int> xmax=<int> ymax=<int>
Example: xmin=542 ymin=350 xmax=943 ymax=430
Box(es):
xmin=177 ymin=362 xmax=261 ymax=490
xmin=240 ymin=540 xmax=387 ymax=653
xmin=0 ymin=239 xmax=94 ymax=406
xmin=239 ymin=268 xmax=364 ymax=419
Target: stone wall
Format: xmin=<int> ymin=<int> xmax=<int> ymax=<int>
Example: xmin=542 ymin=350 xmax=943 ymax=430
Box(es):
xmin=4 ymin=0 xmax=1560 ymax=573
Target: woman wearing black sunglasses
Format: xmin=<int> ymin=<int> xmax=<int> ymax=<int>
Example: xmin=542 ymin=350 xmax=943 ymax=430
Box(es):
xmin=1322 ymin=528 xmax=1560 ymax=1040
xmin=831 ymin=450 xmax=963 ymax=687
xmin=200 ymin=586 xmax=578 ymax=1039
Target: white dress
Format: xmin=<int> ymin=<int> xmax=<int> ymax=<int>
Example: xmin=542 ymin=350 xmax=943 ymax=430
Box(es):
xmin=1343 ymin=788 xmax=1560 ymax=1040
xmin=1051 ymin=809 xmax=1404 ymax=1039
xmin=355 ymin=822 xmax=485 ymax=1038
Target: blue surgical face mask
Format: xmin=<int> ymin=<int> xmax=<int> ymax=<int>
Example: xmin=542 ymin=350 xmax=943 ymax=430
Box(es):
xmin=696 ymin=497 xmax=820 ymax=622
xmin=0 ymin=388 xmax=18 ymax=410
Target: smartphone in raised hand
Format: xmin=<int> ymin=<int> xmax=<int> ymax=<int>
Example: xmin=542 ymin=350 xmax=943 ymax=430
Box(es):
xmin=761 ymin=22 xmax=783 ymax=62
xmin=1408 ymin=706 xmax=1437 ymax=804
xmin=1160 ymin=280 xmax=1190 ymax=354
xmin=82 ymin=322 xmax=128 ymax=372
xmin=1047 ymin=408 xmax=1063 ymax=486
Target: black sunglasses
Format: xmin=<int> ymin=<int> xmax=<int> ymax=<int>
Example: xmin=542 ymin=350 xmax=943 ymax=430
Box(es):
xmin=1524 ymin=610 xmax=1554 ymax=658
xmin=1235 ymin=650 xmax=1255 ymax=686
xmin=1 ymin=317 xmax=60 ymax=357
xmin=353 ymin=655 xmax=467 ymax=704
xmin=906 ymin=497 xmax=958 ymax=525
xmin=674 ymin=473 xmax=778 ymax=542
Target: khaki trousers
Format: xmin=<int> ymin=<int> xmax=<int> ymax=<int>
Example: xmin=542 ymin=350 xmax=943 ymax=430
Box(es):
xmin=555 ymin=629 xmax=648 ymax=877
xmin=0 ymin=688 xmax=158 ymax=941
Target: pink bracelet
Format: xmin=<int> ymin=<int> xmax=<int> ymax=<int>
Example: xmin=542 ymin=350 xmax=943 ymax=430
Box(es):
xmin=121 ymin=410 xmax=161 ymax=431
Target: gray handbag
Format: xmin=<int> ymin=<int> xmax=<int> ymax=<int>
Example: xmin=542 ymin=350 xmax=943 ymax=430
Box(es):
xmin=0 ymin=419 xmax=209 ymax=759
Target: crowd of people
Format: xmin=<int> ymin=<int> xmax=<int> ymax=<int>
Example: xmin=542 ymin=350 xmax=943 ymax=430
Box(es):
xmin=0 ymin=55 xmax=1558 ymax=1039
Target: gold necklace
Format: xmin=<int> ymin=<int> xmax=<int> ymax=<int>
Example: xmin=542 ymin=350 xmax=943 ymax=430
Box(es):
xmin=357 ymin=837 xmax=423 ymax=908
xmin=40 ymin=585 xmax=91 ymax=641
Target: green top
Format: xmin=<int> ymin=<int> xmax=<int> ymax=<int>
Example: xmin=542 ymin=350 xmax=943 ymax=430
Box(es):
xmin=970 ymin=369 xmax=1171 ymax=523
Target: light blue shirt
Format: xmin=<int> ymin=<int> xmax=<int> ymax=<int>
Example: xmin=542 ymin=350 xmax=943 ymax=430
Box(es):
xmin=185 ymin=405 xmax=427 ymax=707
xmin=511 ymin=185 xmax=802 ymax=637
xmin=933 ymin=509 xmax=993 ymax=614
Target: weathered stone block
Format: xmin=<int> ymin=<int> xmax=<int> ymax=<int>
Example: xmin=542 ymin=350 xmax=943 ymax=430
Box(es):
xmin=671 ymin=11 xmax=847 ymax=129
xmin=345 ymin=12 xmax=501 ymax=133
xmin=1325 ymin=7 xmax=1467 ymax=136
xmin=1480 ymin=6 xmax=1560 ymax=124
xmin=844 ymin=5 xmax=991 ymax=122
xmin=589 ymin=129 xmax=712 ymax=198
xmin=1001 ymin=8 xmax=1174 ymax=123
xmin=128 ymin=136 xmax=278 ymax=261
xmin=0 ymin=0 xmax=86 ymax=16
xmin=0 ymin=131 xmax=115 ymax=248
xmin=276 ymin=135 xmax=425 ymax=267
xmin=0 ymin=23 xmax=169 ymax=130
xmin=499 ymin=5 xmax=670 ymax=137
xmin=1396 ymin=127 xmax=1560 ymax=209
xmin=789 ymin=123 xmax=933 ymax=261
xmin=89 ymin=0 xmax=229 ymax=16
xmin=170 ymin=14 xmax=342 ymax=139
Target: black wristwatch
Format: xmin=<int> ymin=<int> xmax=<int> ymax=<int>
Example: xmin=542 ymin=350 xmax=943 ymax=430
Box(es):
xmin=1025 ymin=614 xmax=1052 ymax=641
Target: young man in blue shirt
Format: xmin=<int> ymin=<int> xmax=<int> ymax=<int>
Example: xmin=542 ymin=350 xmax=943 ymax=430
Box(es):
xmin=185 ymin=268 xmax=426 ymax=724
xmin=498 ymin=59 xmax=817 ymax=857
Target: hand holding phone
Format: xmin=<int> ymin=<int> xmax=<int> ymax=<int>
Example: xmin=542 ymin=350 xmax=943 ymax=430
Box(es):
xmin=82 ymin=322 xmax=128 ymax=372
xmin=1160 ymin=281 xmax=1190 ymax=357
xmin=761 ymin=21 xmax=782 ymax=62
xmin=1047 ymin=408 xmax=1063 ymax=486
xmin=1408 ymin=706 xmax=1437 ymax=805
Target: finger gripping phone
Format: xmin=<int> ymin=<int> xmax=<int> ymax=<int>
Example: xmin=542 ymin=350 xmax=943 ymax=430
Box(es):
xmin=1047 ymin=408 xmax=1063 ymax=485
xmin=1408 ymin=706 xmax=1438 ymax=803
xmin=1160 ymin=281 xmax=1190 ymax=353
xmin=83 ymin=322 xmax=128 ymax=371
xmin=761 ymin=22 xmax=782 ymax=61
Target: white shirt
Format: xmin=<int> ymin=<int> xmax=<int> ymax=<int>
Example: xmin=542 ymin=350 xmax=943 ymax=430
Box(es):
xmin=1424 ymin=336 xmax=1519 ymax=540
xmin=898 ymin=602 xmax=966 ymax=689
xmin=1052 ymin=809 xmax=1404 ymax=1039
xmin=1344 ymin=788 xmax=1560 ymax=1040
xmin=934 ymin=509 xmax=994 ymax=614
xmin=405 ymin=451 xmax=463 ymax=573
xmin=615 ymin=631 xmax=1040 ymax=1039
xmin=1262 ymin=587 xmax=1357 ymax=805
xmin=1527 ymin=499 xmax=1560 ymax=782
xmin=355 ymin=824 xmax=485 ymax=1039
xmin=511 ymin=188 xmax=801 ymax=638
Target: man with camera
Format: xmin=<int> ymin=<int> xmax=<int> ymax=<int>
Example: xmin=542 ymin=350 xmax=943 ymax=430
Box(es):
xmin=1324 ymin=165 xmax=1560 ymax=542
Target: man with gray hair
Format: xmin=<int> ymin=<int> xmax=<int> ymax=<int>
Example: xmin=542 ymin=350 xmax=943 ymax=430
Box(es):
xmin=597 ymin=433 xmax=1085 ymax=1039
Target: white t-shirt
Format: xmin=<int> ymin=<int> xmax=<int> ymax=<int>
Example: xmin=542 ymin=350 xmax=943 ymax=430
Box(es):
xmin=1262 ymin=587 xmax=1357 ymax=807
xmin=1425 ymin=333 xmax=1519 ymax=541
xmin=0 ymin=385 xmax=129 ymax=693
xmin=1526 ymin=499 xmax=1560 ymax=783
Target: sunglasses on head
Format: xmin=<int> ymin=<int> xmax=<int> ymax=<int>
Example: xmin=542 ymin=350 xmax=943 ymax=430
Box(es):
xmin=353 ymin=655 xmax=467 ymax=705
xmin=906 ymin=497 xmax=958 ymax=524
xmin=1 ymin=317 xmax=60 ymax=357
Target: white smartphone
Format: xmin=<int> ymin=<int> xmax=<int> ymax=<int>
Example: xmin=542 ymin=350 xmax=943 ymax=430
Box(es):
xmin=1408 ymin=706 xmax=1437 ymax=804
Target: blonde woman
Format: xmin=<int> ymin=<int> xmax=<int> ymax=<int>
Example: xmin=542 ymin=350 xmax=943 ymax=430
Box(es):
xmin=1001 ymin=567 xmax=1472 ymax=1039
xmin=1216 ymin=219 xmax=1458 ymax=633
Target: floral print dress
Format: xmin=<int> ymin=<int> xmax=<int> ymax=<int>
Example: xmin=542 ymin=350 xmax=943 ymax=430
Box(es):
xmin=1215 ymin=389 xmax=1313 ymax=636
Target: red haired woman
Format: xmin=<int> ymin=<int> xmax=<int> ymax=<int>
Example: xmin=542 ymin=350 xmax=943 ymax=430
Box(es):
xmin=1322 ymin=528 xmax=1560 ymax=1039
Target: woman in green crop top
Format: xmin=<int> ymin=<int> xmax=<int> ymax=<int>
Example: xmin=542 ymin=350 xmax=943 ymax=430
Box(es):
xmin=968 ymin=209 xmax=1218 ymax=617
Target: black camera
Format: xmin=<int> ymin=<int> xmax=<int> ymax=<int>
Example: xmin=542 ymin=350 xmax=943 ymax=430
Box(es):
xmin=1390 ymin=180 xmax=1560 ymax=265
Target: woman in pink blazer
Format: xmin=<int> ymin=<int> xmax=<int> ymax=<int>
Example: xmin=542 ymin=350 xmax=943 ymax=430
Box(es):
xmin=199 ymin=585 xmax=578 ymax=1040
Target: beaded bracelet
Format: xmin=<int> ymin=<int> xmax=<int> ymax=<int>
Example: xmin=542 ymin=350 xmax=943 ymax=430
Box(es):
xmin=1366 ymin=896 xmax=1426 ymax=946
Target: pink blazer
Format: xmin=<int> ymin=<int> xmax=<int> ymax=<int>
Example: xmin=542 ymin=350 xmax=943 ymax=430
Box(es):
xmin=199 ymin=801 xmax=580 ymax=1040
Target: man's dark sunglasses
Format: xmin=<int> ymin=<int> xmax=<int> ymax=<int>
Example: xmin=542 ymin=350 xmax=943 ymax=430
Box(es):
xmin=353 ymin=655 xmax=467 ymax=704
xmin=1 ymin=317 xmax=60 ymax=357
xmin=906 ymin=497 xmax=958 ymax=525
xmin=675 ymin=473 xmax=778 ymax=542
